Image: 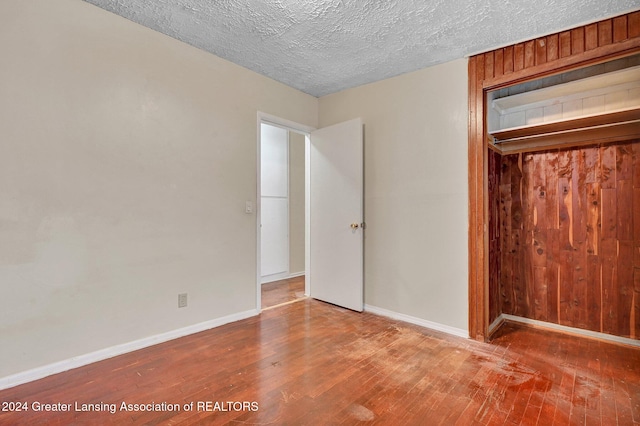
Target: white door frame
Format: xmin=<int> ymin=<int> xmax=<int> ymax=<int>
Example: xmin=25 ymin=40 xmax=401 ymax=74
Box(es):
xmin=256 ymin=112 xmax=315 ymax=312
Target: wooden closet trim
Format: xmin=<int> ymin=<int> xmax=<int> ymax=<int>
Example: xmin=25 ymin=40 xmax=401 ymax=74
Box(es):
xmin=467 ymin=10 xmax=640 ymax=341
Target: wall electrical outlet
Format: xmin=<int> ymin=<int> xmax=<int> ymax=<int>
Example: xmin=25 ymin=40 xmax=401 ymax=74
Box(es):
xmin=178 ymin=293 xmax=188 ymax=308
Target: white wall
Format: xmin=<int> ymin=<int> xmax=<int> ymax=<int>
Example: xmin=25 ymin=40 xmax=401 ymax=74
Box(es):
xmin=0 ymin=0 xmax=470 ymax=382
xmin=260 ymin=124 xmax=289 ymax=278
xmin=0 ymin=0 xmax=317 ymax=379
xmin=318 ymin=59 xmax=469 ymax=332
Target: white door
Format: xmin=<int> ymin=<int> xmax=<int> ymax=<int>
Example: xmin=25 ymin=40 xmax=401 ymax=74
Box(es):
xmin=309 ymin=118 xmax=363 ymax=312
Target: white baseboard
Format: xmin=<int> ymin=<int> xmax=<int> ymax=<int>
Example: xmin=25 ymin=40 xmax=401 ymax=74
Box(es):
xmin=0 ymin=309 xmax=259 ymax=391
xmin=260 ymin=271 xmax=289 ymax=284
xmin=500 ymin=314 xmax=640 ymax=348
xmin=364 ymin=305 xmax=469 ymax=339
xmin=488 ymin=314 xmax=505 ymax=335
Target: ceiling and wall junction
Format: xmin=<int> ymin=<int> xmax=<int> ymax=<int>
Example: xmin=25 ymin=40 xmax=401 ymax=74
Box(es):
xmin=83 ymin=0 xmax=638 ymax=97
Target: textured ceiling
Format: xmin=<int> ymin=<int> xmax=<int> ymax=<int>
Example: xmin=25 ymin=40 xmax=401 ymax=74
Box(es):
xmin=83 ymin=0 xmax=638 ymax=97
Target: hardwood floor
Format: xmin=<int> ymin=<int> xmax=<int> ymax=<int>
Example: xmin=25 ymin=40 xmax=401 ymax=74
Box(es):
xmin=1 ymin=299 xmax=638 ymax=425
xmin=261 ymin=275 xmax=305 ymax=309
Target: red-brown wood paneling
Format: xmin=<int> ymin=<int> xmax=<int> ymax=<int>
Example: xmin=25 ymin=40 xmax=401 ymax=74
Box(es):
xmin=585 ymin=23 xmax=599 ymax=51
xmin=467 ymin=53 xmax=485 ymax=340
xmin=494 ymin=49 xmax=504 ymax=78
xmin=630 ymin=11 xmax=640 ymax=38
xmin=488 ymin=148 xmax=502 ymax=325
xmin=485 ymin=51 xmax=495 ymax=80
xmin=478 ymin=17 xmax=640 ymax=91
xmin=559 ymin=31 xmax=572 ymax=58
xmin=572 ymin=27 xmax=585 ymax=55
xmin=613 ymin=16 xmax=628 ymax=43
xmin=524 ymin=40 xmax=536 ymax=68
xmin=536 ymin=38 xmax=548 ymax=66
xmin=498 ymin=141 xmax=640 ymax=339
xmin=514 ymin=43 xmax=525 ymax=71
xmin=504 ymin=45 xmax=514 ymax=74
xmin=599 ymin=20 xmax=613 ymax=47
xmin=469 ymin=10 xmax=640 ymax=341
xmin=547 ymin=34 xmax=559 ymax=62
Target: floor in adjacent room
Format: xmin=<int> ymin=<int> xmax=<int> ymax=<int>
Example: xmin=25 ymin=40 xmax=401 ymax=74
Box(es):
xmin=261 ymin=275 xmax=306 ymax=309
xmin=0 ymin=297 xmax=638 ymax=425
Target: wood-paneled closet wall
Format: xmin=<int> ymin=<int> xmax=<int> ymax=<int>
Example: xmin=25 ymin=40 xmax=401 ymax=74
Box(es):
xmin=469 ymin=11 xmax=640 ymax=341
xmin=488 ymin=142 xmax=640 ymax=339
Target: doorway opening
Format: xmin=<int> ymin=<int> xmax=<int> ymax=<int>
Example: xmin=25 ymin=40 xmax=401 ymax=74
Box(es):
xmin=256 ymin=113 xmax=364 ymax=313
xmin=257 ymin=114 xmax=312 ymax=310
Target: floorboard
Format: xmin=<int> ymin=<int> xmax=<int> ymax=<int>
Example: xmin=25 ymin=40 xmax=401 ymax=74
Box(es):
xmin=261 ymin=276 xmax=305 ymax=309
xmin=0 ymin=299 xmax=638 ymax=425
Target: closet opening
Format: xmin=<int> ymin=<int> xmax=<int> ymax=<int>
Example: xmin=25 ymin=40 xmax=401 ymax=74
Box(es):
xmin=485 ymin=54 xmax=640 ymax=345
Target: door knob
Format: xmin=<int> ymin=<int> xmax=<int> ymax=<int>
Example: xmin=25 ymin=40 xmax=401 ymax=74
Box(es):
xmin=350 ymin=223 xmax=359 ymax=229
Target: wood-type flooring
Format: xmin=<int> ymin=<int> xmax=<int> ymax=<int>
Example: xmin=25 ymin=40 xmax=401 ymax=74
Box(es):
xmin=0 ymin=298 xmax=638 ymax=425
xmin=261 ymin=276 xmax=305 ymax=309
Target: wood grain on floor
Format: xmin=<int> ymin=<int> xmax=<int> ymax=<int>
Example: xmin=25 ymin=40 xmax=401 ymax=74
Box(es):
xmin=0 ymin=299 xmax=638 ymax=425
xmin=261 ymin=275 xmax=305 ymax=309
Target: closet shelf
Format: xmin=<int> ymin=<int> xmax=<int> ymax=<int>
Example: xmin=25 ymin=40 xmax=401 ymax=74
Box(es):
xmin=490 ymin=107 xmax=640 ymax=154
